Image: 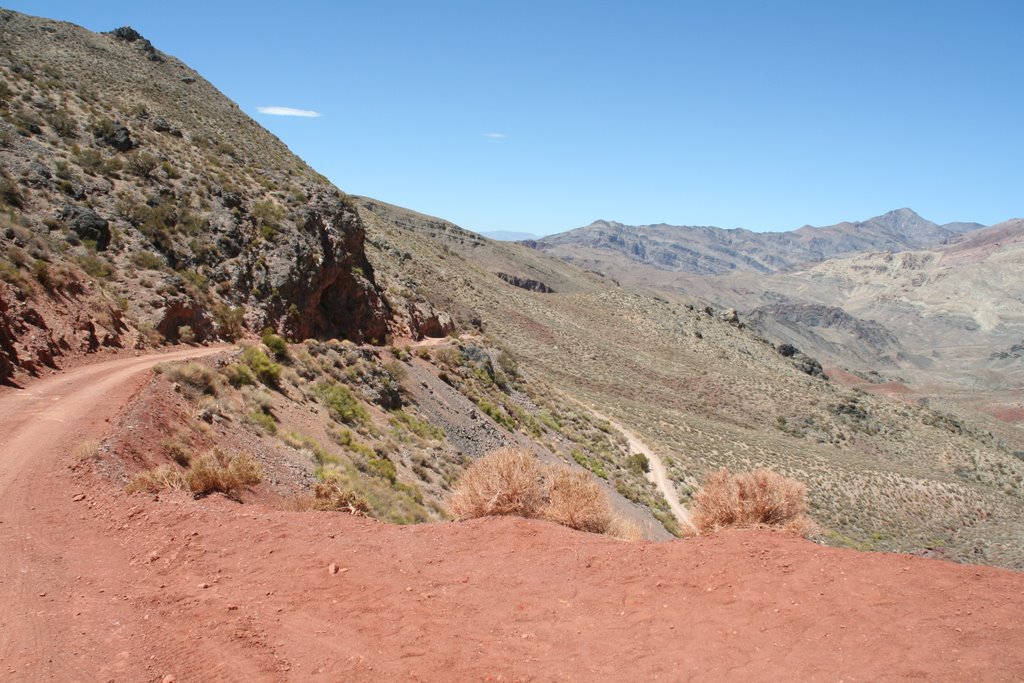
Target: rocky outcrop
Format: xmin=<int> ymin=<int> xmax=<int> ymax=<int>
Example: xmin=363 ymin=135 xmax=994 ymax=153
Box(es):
xmin=777 ymin=343 xmax=826 ymax=379
xmin=408 ymin=302 xmax=454 ymax=339
xmin=59 ymin=205 xmax=111 ymax=250
xmin=749 ymin=303 xmax=900 ymax=355
xmin=251 ymin=196 xmax=391 ymax=344
xmin=0 ymin=291 xmax=19 ymax=383
xmin=495 ymin=272 xmax=555 ymax=293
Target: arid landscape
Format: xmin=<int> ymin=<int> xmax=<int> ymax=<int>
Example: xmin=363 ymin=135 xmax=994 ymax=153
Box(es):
xmin=1 ymin=8 xmax=1023 ymax=681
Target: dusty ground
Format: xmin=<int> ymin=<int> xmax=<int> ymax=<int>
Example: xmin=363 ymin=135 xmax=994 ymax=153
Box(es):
xmin=2 ymin=350 xmax=1024 ymax=682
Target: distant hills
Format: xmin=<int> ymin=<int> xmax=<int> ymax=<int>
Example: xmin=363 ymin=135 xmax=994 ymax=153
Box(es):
xmin=533 ymin=208 xmax=985 ymax=275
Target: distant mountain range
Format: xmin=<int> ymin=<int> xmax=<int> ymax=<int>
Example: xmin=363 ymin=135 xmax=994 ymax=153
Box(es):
xmin=533 ymin=208 xmax=984 ymax=275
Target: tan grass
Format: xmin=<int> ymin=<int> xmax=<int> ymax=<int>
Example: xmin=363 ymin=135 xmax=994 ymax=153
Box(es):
xmin=185 ymin=448 xmax=262 ymax=498
xmin=607 ymin=515 xmax=645 ymax=542
xmin=541 ymin=467 xmax=613 ymax=534
xmin=310 ymin=480 xmax=370 ymax=515
xmin=162 ymin=361 xmax=221 ymax=396
xmin=126 ymin=464 xmax=187 ymax=494
xmin=447 ymin=447 xmax=544 ymax=520
xmin=73 ymin=439 xmax=101 ymax=463
xmin=690 ymin=468 xmax=814 ymax=536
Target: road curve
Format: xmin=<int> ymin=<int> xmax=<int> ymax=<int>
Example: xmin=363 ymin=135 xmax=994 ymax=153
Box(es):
xmin=0 ymin=346 xmax=226 ymax=679
xmin=590 ymin=410 xmax=697 ymax=533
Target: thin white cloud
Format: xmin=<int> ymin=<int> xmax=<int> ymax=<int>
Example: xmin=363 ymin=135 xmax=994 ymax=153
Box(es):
xmin=483 ymin=132 xmax=507 ymax=139
xmin=257 ymin=106 xmax=322 ymax=118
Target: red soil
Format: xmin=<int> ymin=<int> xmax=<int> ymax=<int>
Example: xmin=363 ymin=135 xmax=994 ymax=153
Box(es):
xmin=2 ymin=351 xmax=1024 ymax=681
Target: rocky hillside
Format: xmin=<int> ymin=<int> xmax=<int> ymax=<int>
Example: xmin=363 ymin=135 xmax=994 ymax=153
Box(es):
xmin=533 ymin=208 xmax=982 ymax=275
xmin=0 ymin=10 xmax=461 ymax=384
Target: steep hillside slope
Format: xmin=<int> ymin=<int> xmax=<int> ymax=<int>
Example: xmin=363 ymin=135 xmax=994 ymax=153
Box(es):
xmin=0 ymin=10 xmax=432 ymax=383
xmin=359 ymin=198 xmax=1024 ymax=568
xmin=533 ymin=208 xmax=982 ymax=276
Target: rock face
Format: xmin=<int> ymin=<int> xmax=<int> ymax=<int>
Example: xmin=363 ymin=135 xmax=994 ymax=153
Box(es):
xmin=748 ymin=303 xmax=900 ymax=356
xmin=495 ymin=272 xmax=555 ymax=293
xmin=257 ymin=197 xmax=391 ymax=344
xmin=59 ymin=205 xmax=111 ymax=250
xmin=0 ymin=291 xmax=19 ymax=383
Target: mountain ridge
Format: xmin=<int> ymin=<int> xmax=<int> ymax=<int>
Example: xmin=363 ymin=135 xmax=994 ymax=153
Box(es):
xmin=535 ymin=208 xmax=988 ymax=276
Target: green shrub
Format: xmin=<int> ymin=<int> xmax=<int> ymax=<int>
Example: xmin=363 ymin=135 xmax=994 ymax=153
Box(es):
xmin=0 ymin=177 xmax=24 ymax=208
xmin=315 ymin=380 xmax=369 ymax=426
xmin=239 ymin=345 xmax=282 ymax=387
xmin=261 ymin=327 xmax=288 ymax=359
xmin=76 ymin=254 xmax=113 ymax=278
xmin=627 ymin=453 xmax=650 ymax=475
xmin=367 ymin=457 xmax=397 ymax=483
xmin=247 ymin=410 xmax=277 ymax=435
xmin=389 ymin=410 xmax=444 ymax=440
xmin=224 ymin=363 xmax=256 ymax=388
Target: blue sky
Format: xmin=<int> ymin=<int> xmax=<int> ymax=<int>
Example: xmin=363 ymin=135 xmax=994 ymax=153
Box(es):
xmin=11 ymin=1 xmax=1024 ymax=235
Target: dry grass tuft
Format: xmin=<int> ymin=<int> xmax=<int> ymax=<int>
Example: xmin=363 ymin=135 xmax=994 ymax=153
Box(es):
xmin=607 ymin=515 xmax=645 ymax=542
xmin=126 ymin=464 xmax=187 ymax=494
xmin=73 ymin=439 xmax=101 ymax=463
xmin=161 ymin=361 xmax=221 ymax=396
xmin=447 ymin=447 xmax=545 ymax=520
xmin=128 ymin=449 xmax=261 ymax=498
xmin=542 ymin=467 xmax=613 ymax=534
xmin=447 ymin=447 xmax=643 ymax=541
xmin=689 ymin=468 xmax=814 ymax=536
xmin=186 ymin=448 xmax=262 ymax=498
xmin=310 ymin=480 xmax=370 ymax=515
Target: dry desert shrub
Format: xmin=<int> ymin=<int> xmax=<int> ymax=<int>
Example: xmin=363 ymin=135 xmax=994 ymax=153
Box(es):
xmin=186 ymin=448 xmax=262 ymax=498
xmin=311 ymin=480 xmax=370 ymax=515
xmin=690 ymin=467 xmax=814 ymax=535
xmin=607 ymin=515 xmax=645 ymax=542
xmin=161 ymin=361 xmax=221 ymax=396
xmin=447 ymin=447 xmax=544 ymax=519
xmin=447 ymin=447 xmax=643 ymax=540
xmin=542 ymin=467 xmax=613 ymax=534
xmin=126 ymin=464 xmax=187 ymax=494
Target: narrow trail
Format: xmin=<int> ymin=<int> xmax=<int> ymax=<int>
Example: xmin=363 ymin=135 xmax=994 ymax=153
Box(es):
xmin=590 ymin=410 xmax=697 ymax=533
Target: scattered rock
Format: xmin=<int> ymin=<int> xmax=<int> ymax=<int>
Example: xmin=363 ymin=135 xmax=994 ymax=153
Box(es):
xmin=93 ymin=121 xmax=133 ymax=151
xmin=72 ymin=493 xmax=85 ymax=502
xmin=329 ymin=563 xmax=339 ymax=575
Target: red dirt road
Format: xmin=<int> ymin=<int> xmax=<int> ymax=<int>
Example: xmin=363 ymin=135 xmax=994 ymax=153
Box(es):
xmin=2 ymin=350 xmax=1024 ymax=681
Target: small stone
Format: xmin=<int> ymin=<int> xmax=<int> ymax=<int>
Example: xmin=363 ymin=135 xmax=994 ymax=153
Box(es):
xmin=72 ymin=493 xmax=86 ymax=502
xmin=328 ymin=563 xmax=339 ymax=575
xmin=162 ymin=675 xmax=177 ymax=683
xmin=199 ymin=582 xmax=211 ymax=589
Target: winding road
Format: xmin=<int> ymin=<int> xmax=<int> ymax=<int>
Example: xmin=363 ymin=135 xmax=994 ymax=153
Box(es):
xmin=590 ymin=410 xmax=697 ymax=533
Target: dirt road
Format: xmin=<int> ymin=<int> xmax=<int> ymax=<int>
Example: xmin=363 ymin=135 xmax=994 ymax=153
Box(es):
xmin=2 ymin=348 xmax=1024 ymax=681
xmin=0 ymin=347 xmax=225 ymax=680
xmin=591 ymin=410 xmax=697 ymax=533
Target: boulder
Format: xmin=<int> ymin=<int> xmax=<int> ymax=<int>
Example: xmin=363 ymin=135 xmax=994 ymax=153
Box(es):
xmin=59 ymin=204 xmax=111 ymax=250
